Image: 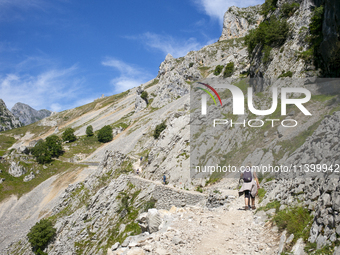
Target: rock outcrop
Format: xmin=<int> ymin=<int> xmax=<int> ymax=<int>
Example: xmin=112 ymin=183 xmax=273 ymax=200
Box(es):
xmin=0 ymin=99 xmax=22 ymax=132
xmin=135 ymin=85 xmax=147 ymax=113
xmin=219 ymin=5 xmax=263 ymax=41
xmin=11 ymin=102 xmax=52 ymax=126
xmin=8 ymin=161 xmax=26 ymax=177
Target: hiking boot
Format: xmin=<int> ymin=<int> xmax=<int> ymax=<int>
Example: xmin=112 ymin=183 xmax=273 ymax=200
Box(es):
xmin=251 ymin=205 xmax=256 ymax=210
xmin=244 ymin=206 xmax=249 ymax=210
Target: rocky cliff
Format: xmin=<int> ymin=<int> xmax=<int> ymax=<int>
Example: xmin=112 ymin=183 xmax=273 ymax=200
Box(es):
xmin=219 ymin=5 xmax=263 ymax=41
xmin=11 ymin=102 xmax=52 ymax=126
xmin=0 ymin=99 xmax=22 ymax=132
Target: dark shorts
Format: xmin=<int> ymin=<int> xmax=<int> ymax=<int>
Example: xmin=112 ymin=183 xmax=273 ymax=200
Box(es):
xmin=244 ymin=190 xmax=254 ymax=199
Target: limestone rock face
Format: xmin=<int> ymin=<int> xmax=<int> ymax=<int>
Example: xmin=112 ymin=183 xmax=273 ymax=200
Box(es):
xmin=0 ymin=99 xmax=22 ymax=132
xmin=219 ymin=5 xmax=263 ymax=41
xmin=11 ymin=102 xmax=52 ymax=126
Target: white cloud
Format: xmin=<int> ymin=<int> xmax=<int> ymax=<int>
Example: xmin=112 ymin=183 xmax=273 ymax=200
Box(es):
xmin=0 ymin=65 xmax=86 ymax=111
xmin=127 ymin=32 xmax=213 ymax=58
xmin=193 ymin=0 xmax=264 ymax=25
xmin=102 ymin=58 xmax=152 ymax=94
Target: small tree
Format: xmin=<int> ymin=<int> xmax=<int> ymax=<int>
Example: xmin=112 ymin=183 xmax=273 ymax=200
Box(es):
xmin=223 ymin=62 xmax=235 ymax=78
xmin=153 ymin=122 xmax=167 ymax=139
xmin=62 ymin=128 xmax=76 ymax=142
xmin=97 ymin=125 xmax=113 ymax=143
xmin=141 ymin=91 xmax=148 ymax=101
xmin=27 ymin=219 xmax=56 ymax=255
xmin=45 ymin=135 xmax=63 ymax=158
xmin=213 ymin=65 xmax=224 ymax=76
xmin=86 ymin=125 xmax=94 ymax=137
xmin=31 ymin=140 xmax=52 ymax=164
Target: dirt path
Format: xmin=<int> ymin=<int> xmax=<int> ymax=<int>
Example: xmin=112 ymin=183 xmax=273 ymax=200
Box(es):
xmin=193 ymin=191 xmax=280 ymax=255
xmin=128 ymin=159 xmax=280 ymax=254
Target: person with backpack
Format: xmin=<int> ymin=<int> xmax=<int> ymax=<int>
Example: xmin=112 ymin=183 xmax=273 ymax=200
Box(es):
xmin=162 ymin=174 xmax=166 ymax=185
xmin=239 ymin=165 xmax=260 ymax=210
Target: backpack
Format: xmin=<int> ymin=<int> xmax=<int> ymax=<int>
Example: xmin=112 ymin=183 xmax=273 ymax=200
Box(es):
xmin=243 ymin=168 xmax=252 ymax=182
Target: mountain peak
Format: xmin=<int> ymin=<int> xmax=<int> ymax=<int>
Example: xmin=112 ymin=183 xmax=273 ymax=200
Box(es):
xmin=11 ymin=102 xmax=52 ymax=126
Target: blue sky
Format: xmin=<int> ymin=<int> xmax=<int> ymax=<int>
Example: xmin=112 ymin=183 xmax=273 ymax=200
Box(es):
xmin=0 ymin=0 xmax=263 ymax=112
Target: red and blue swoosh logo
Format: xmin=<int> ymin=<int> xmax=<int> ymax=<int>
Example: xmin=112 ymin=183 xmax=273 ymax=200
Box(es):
xmin=195 ymin=82 xmax=223 ymax=106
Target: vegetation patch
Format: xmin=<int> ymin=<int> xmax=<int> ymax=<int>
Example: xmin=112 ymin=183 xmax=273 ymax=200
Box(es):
xmin=27 ymin=219 xmax=56 ymax=255
xmin=31 ymin=135 xmax=63 ymax=164
xmin=257 ymin=200 xmax=281 ymax=213
xmin=223 ymin=62 xmax=235 ymax=78
xmin=278 ymin=71 xmax=293 ymax=78
xmin=97 ymin=125 xmax=113 ymax=143
xmin=60 ymin=135 xmax=102 ymax=159
xmin=62 ymin=128 xmax=77 ymax=143
xmin=0 ymin=135 xmax=16 ymax=151
xmin=280 ymin=2 xmax=300 ymax=17
xmin=86 ymin=125 xmax=94 ymax=137
xmin=153 ymin=122 xmax=167 ymax=139
xmin=213 ymin=65 xmax=224 ymax=76
xmin=257 ymin=188 xmax=267 ymax=203
xmin=0 ymin=160 xmax=78 ymax=203
xmin=245 ymin=16 xmax=289 ymax=55
xmin=273 ymin=206 xmax=312 ymax=243
xmin=144 ymin=79 xmax=159 ymax=89
xmin=260 ymin=0 xmax=278 ymax=17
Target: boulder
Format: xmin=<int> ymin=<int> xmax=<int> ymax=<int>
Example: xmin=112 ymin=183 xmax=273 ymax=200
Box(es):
xmin=278 ymin=230 xmax=287 ymax=254
xmin=291 ymin=238 xmax=306 ymax=255
xmin=23 ymin=172 xmax=35 ymax=182
xmin=147 ymin=209 xmax=162 ymax=233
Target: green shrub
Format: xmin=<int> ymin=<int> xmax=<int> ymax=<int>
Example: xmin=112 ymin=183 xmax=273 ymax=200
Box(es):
xmin=27 ymin=219 xmax=56 ymax=255
xmin=153 ymin=122 xmax=167 ymax=139
xmin=97 ymin=125 xmax=113 ymax=143
xmin=278 ymin=71 xmax=293 ymax=78
xmin=31 ymin=140 xmax=52 ymax=164
xmin=86 ymin=125 xmax=94 ymax=137
xmin=273 ymin=207 xmax=312 ymax=242
xmin=262 ymin=45 xmax=272 ymax=64
xmin=245 ymin=17 xmax=289 ymax=54
xmin=62 ymin=128 xmax=76 ymax=142
xmin=305 ymin=6 xmax=324 ymax=68
xmin=45 ymin=135 xmax=63 ymax=158
xmin=223 ymin=62 xmax=234 ymax=78
xmin=280 ymin=2 xmax=300 ymax=17
xmin=261 ymin=0 xmax=278 ymax=16
xmin=257 ymin=188 xmax=266 ymax=203
xmin=195 ymin=186 xmax=203 ymax=193
xmin=31 ymin=135 xmax=63 ymax=164
xmin=189 ymin=62 xmax=194 ymax=68
xmin=141 ymin=91 xmax=148 ymax=101
xmin=213 ymin=65 xmax=224 ymax=76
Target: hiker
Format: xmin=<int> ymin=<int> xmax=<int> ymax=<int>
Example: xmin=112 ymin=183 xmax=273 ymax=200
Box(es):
xmin=239 ymin=165 xmax=260 ymax=210
xmin=162 ymin=174 xmax=166 ymax=185
xmin=136 ymin=168 xmax=139 ymax=175
xmin=140 ymin=156 xmax=143 ymax=161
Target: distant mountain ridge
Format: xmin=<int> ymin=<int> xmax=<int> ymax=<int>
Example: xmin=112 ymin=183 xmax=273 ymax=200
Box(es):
xmin=0 ymin=99 xmax=22 ymax=132
xmin=11 ymin=102 xmax=52 ymax=126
